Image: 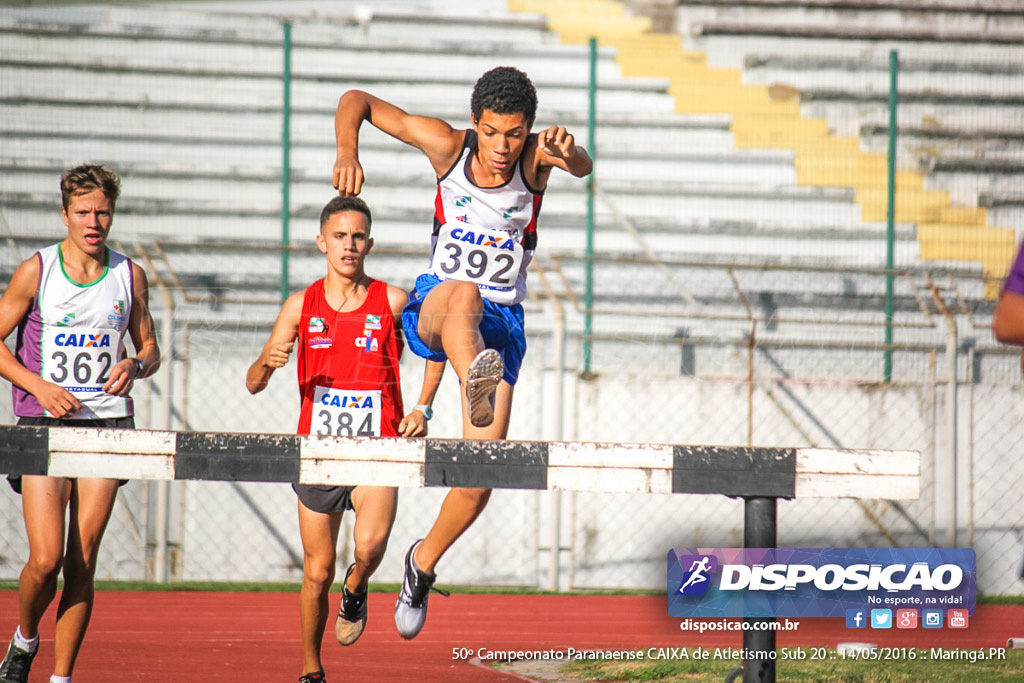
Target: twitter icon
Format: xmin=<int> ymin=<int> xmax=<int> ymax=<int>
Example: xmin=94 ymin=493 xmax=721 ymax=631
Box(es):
xmin=870 ymin=609 xmax=892 ymax=629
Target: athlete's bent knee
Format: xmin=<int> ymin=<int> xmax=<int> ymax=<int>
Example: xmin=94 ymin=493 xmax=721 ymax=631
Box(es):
xmin=353 ymin=536 xmax=388 ymax=569
xmin=445 ymin=281 xmax=485 ymax=314
xmin=25 ymin=552 xmax=63 ymax=583
xmin=61 ymin=554 xmax=98 ymax=583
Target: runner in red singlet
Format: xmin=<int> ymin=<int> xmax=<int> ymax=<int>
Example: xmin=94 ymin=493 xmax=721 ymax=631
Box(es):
xmin=246 ymin=196 xmax=442 ymax=683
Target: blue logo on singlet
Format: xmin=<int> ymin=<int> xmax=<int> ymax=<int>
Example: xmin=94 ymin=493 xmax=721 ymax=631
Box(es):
xmin=449 ymin=227 xmax=515 ymax=250
xmin=54 ymin=333 xmax=110 ymax=348
xmin=320 ymin=394 xmax=374 ymax=409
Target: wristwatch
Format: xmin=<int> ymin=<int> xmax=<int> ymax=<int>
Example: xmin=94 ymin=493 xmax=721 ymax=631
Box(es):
xmin=130 ymin=357 xmax=144 ymax=376
xmin=413 ymin=404 xmax=433 ymax=420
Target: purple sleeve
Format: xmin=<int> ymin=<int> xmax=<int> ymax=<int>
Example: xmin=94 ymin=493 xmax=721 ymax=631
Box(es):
xmin=1003 ymin=241 xmax=1024 ymax=295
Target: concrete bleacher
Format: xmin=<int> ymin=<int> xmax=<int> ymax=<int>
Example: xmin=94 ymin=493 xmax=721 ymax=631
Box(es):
xmin=673 ymin=0 xmax=1024 ymax=44
xmin=0 ymin=0 xmax=994 ymax=356
xmin=649 ymin=0 xmax=1024 ymax=295
xmin=0 ymin=3 xmax=672 ymax=250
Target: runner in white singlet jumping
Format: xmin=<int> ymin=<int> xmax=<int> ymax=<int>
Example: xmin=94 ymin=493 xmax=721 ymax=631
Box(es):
xmin=332 ymin=66 xmax=592 ymax=639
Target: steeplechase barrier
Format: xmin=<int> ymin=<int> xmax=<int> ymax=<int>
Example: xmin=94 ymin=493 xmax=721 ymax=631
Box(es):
xmin=0 ymin=424 xmax=920 ymax=683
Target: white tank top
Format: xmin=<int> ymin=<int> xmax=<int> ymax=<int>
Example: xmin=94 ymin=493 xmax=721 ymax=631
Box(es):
xmin=428 ymin=130 xmax=544 ymax=306
xmin=14 ymin=243 xmax=135 ymax=418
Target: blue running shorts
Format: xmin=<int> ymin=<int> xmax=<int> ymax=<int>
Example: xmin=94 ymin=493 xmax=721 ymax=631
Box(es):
xmin=401 ymin=273 xmax=526 ymax=385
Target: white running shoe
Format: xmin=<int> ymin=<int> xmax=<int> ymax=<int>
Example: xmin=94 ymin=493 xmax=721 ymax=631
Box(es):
xmin=466 ymin=349 xmax=503 ymax=428
xmin=393 ymin=540 xmax=448 ymax=639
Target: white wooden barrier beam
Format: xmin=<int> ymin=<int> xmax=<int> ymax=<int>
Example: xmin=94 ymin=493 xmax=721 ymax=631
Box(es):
xmin=0 ymin=426 xmax=919 ymax=500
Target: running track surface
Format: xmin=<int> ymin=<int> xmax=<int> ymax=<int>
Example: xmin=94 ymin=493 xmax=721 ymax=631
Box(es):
xmin=1 ymin=591 xmax=1020 ymax=682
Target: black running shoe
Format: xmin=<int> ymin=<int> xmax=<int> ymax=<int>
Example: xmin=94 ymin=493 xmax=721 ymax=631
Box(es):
xmin=298 ymin=670 xmax=325 ymax=683
xmin=0 ymin=638 xmax=36 ymax=683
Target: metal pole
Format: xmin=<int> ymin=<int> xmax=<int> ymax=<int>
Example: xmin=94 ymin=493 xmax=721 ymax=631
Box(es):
xmin=883 ymin=50 xmax=899 ymax=381
xmin=153 ymin=482 xmax=168 ymax=582
xmin=127 ymin=243 xmax=173 ymax=582
xmin=583 ymin=36 xmax=597 ymax=374
xmin=154 ymin=282 xmax=174 ymax=583
xmin=549 ymin=311 xmax=565 ymax=591
xmin=929 ymin=283 xmax=958 ymax=547
xmin=538 ymin=266 xmax=566 ymax=590
xmin=928 ymin=349 xmax=937 ymax=545
xmin=743 ymin=497 xmax=777 ymax=683
xmin=280 ymin=20 xmax=293 ymax=303
xmin=966 ymin=345 xmax=974 ymax=548
xmin=945 ymin=314 xmax=958 ymax=547
xmin=747 ymin=321 xmax=756 ymax=447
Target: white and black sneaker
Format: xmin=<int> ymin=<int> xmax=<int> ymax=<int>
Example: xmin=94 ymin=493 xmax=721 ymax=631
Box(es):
xmin=393 ymin=540 xmax=449 ymax=639
xmin=335 ymin=563 xmax=367 ymax=646
xmin=466 ymin=349 xmax=503 ymax=428
xmin=0 ymin=637 xmax=36 ymax=683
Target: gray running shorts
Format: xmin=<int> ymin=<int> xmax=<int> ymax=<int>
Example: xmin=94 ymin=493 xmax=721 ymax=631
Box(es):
xmin=292 ymin=483 xmax=356 ymax=514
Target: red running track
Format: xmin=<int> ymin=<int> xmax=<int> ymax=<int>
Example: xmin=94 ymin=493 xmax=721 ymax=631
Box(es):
xmin=1 ymin=591 xmax=1020 ymax=682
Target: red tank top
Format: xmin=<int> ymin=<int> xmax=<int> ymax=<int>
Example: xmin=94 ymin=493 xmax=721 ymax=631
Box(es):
xmin=297 ymin=279 xmax=404 ymax=437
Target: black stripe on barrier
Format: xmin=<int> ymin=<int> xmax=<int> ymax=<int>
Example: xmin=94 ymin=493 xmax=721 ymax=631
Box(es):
xmin=425 ymin=440 xmax=548 ymax=490
xmin=672 ymin=446 xmax=796 ymax=498
xmin=0 ymin=425 xmax=49 ymax=476
xmin=175 ymin=433 xmax=301 ymax=482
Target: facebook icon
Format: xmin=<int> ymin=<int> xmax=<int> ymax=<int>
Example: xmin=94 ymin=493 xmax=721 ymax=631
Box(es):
xmin=845 ymin=609 xmax=866 ymax=629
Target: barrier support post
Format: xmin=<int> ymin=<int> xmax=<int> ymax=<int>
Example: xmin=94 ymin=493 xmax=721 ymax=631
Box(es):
xmin=743 ymin=496 xmax=777 ymax=683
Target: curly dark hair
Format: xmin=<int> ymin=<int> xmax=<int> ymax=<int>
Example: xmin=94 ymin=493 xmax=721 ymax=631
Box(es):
xmin=470 ymin=67 xmax=537 ymax=124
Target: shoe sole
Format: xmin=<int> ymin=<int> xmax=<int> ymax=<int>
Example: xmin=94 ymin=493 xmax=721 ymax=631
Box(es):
xmin=466 ymin=349 xmax=503 ymax=428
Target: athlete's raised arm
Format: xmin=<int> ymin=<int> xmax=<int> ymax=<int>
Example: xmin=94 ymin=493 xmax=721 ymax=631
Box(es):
xmin=333 ymin=90 xmax=464 ymax=197
xmin=524 ymin=124 xmax=593 ymax=192
xmin=536 ymin=124 xmax=592 ymax=178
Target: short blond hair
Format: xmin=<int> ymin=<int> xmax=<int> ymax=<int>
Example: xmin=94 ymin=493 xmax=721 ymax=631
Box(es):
xmin=60 ymin=164 xmax=121 ymax=212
